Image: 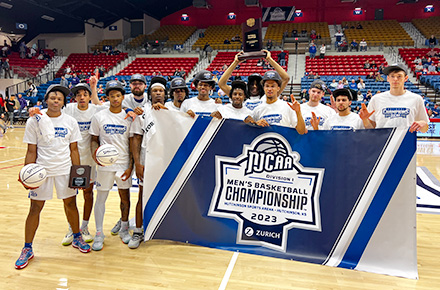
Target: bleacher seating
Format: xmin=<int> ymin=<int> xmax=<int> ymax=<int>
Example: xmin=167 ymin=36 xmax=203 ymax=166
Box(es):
xmin=91 ymin=39 xmax=122 ymax=52
xmin=264 ymin=22 xmax=331 ymax=46
xmin=399 ymin=48 xmax=440 ymax=77
xmin=342 ymin=20 xmax=414 ymax=47
xmin=207 ymin=51 xmax=288 ymax=76
xmin=116 ymin=57 xmax=198 ymax=76
xmin=411 ymin=16 xmax=440 ymax=40
xmin=56 ymin=53 xmax=128 ymax=78
xmin=146 ymin=25 xmax=197 ymax=45
xmin=192 ymin=25 xmax=242 ymax=51
xmin=305 ymin=55 xmax=387 ymax=76
xmin=5 ymin=50 xmax=54 ymax=77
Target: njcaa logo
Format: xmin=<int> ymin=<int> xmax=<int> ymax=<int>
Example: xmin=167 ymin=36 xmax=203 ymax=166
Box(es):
xmin=209 ymin=133 xmax=324 ymax=252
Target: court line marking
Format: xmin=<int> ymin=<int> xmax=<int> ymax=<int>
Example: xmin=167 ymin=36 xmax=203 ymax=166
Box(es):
xmin=0 ymin=163 xmax=23 ymax=171
xmin=0 ymin=157 xmax=25 ymax=164
xmin=218 ymin=252 xmax=239 ymax=290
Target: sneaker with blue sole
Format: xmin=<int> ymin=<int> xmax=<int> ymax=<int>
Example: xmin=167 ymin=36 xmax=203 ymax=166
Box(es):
xmin=72 ymin=236 xmax=91 ymax=253
xmin=15 ymin=247 xmax=34 ymax=269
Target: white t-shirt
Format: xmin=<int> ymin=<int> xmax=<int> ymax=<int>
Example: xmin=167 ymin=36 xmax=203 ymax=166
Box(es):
xmin=23 ymin=112 xmax=82 ymax=177
xmin=367 ymin=90 xmax=429 ymax=129
xmin=323 ymin=112 xmax=364 ymax=130
xmin=252 ymin=99 xmax=298 ymax=127
xmin=218 ymin=104 xmax=252 ymax=121
xmin=63 ymin=103 xmax=106 ymax=166
xmin=89 ymin=109 xmax=132 ymax=172
xmin=244 ymin=96 xmax=263 ymax=111
xmin=180 ymin=97 xmax=219 ymax=117
xmin=123 ymin=93 xmax=149 ymax=110
xmin=165 ymin=101 xmax=181 ymax=112
xmin=301 ymin=102 xmax=336 ymax=130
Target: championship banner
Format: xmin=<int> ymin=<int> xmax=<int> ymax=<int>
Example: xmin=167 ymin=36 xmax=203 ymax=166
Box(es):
xmin=142 ymin=110 xmax=418 ymax=279
xmin=262 ymin=6 xmax=296 ymax=22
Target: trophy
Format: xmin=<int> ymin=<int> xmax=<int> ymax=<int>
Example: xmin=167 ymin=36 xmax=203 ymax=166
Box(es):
xmin=238 ymin=18 xmax=267 ymax=61
xmin=69 ymin=165 xmax=91 ymax=188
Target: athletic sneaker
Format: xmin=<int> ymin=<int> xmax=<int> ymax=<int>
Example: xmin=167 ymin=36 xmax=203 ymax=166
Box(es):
xmin=81 ymin=227 xmax=94 ymax=243
xmin=119 ymin=229 xmax=131 ymax=244
xmin=128 ymin=232 xmax=144 ymax=249
xmin=92 ymin=232 xmax=105 ymax=251
xmin=72 ymin=236 xmax=91 ymax=253
xmin=62 ymin=228 xmax=73 ymax=246
xmin=111 ymin=219 xmax=121 ymax=235
xmin=15 ymin=247 xmax=34 ymax=269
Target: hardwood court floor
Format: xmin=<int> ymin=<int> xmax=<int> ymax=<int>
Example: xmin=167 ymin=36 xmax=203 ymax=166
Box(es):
xmin=1 ymin=128 xmax=440 ymax=290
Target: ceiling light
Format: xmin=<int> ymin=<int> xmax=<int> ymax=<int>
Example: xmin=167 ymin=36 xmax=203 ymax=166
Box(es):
xmin=41 ymin=15 xmax=55 ymax=21
xmin=0 ymin=2 xmax=13 ymax=9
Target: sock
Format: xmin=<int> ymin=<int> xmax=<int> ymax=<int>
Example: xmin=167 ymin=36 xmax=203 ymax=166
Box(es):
xmin=73 ymin=232 xmax=81 ymax=239
xmin=134 ymin=227 xmax=142 ymax=234
xmin=24 ymin=242 xmax=32 ymax=249
xmin=121 ymin=221 xmax=129 ymax=231
xmin=81 ymin=220 xmax=89 ymax=230
xmin=94 ymin=190 xmax=110 ymax=233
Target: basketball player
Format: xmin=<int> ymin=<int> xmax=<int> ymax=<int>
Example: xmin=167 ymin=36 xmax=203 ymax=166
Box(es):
xmin=211 ymin=80 xmax=252 ymax=121
xmin=89 ymin=80 xmax=133 ymax=251
xmin=165 ymin=77 xmax=188 ymax=111
xmin=218 ymin=50 xmax=287 ymax=111
xmin=300 ymin=79 xmax=336 ymax=131
xmin=252 ymin=71 xmax=306 ymax=134
xmin=110 ymin=73 xmax=148 ymax=236
xmin=310 ymin=88 xmax=364 ymax=130
xmin=180 ymin=70 xmax=220 ymax=117
xmin=129 ymin=76 xmax=168 ymax=249
xmin=359 ymin=63 xmax=429 ymax=133
xmin=16 ymin=85 xmax=91 ymax=270
xmin=60 ymin=77 xmax=104 ymax=245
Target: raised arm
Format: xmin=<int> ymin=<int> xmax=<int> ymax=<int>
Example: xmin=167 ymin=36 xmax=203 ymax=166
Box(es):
xmin=264 ymin=49 xmax=290 ymax=92
xmin=218 ymin=51 xmax=244 ymax=96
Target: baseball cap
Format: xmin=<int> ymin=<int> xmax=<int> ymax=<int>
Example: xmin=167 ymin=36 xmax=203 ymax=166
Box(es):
xmin=130 ymin=74 xmax=147 ymax=84
xmin=261 ymin=70 xmax=282 ymax=86
xmin=170 ymin=77 xmax=188 ymax=91
xmin=71 ymin=83 xmax=92 ymax=95
xmin=383 ymin=63 xmax=407 ymax=75
xmin=332 ymin=88 xmax=354 ymax=101
xmin=105 ymin=80 xmax=125 ymax=96
xmin=247 ymin=73 xmax=262 ymax=84
xmin=45 ymin=84 xmax=70 ymax=98
xmin=193 ymin=70 xmax=216 ymax=87
xmin=309 ymin=80 xmax=327 ymax=92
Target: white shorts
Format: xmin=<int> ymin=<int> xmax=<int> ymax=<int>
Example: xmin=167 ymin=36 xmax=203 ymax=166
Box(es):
xmin=95 ymin=170 xmax=132 ymax=191
xmin=28 ymin=175 xmax=78 ymax=201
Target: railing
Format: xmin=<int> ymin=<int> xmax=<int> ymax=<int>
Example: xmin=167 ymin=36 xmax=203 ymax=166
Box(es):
xmin=5 ymin=70 xmax=57 ymax=97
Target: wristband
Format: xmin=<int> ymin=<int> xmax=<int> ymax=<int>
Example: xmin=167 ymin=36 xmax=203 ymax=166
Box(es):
xmin=124 ymin=108 xmax=134 ymax=114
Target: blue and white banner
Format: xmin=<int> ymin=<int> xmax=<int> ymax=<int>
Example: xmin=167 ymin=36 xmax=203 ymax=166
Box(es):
xmin=142 ymin=110 xmax=418 ymax=279
xmin=262 ymin=6 xmax=296 ymax=22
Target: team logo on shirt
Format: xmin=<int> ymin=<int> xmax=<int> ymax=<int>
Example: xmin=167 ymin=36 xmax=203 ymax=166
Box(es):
xmin=304 ymin=117 xmax=325 ymax=127
xmin=78 ymin=121 xmax=91 ymax=132
xmin=209 ymin=133 xmax=324 ymax=252
xmin=54 ymin=127 xmax=68 ymax=138
xmin=262 ymin=114 xmax=282 ymax=124
xmin=103 ymin=124 xmax=127 ymax=135
xmin=382 ymin=107 xmax=410 ymax=119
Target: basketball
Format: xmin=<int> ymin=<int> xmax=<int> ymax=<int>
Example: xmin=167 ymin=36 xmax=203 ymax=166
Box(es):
xmin=19 ymin=163 xmax=47 ymax=188
xmin=95 ymin=144 xmax=119 ymax=166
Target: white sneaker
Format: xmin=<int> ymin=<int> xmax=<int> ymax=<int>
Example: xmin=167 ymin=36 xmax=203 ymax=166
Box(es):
xmin=119 ymin=229 xmax=131 ymax=244
xmin=62 ymin=228 xmax=73 ymax=246
xmin=81 ymin=227 xmax=94 ymax=243
xmin=128 ymin=232 xmax=144 ymax=249
xmin=92 ymin=232 xmax=105 ymax=251
xmin=111 ymin=219 xmax=121 ymax=236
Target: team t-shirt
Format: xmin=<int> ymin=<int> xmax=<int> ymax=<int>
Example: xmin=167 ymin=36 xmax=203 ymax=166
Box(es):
xmin=165 ymin=101 xmax=181 ymax=112
xmin=63 ymin=103 xmax=106 ymax=165
xmin=218 ymin=104 xmax=252 ymax=121
xmin=252 ymin=99 xmax=298 ymax=127
xmin=367 ymin=90 xmax=429 ymax=129
xmin=23 ymin=112 xmax=82 ymax=176
xmin=300 ymin=102 xmax=336 ymax=130
xmin=123 ymin=93 xmax=150 ymax=110
xmin=244 ymin=96 xmax=263 ymax=111
xmin=89 ymin=109 xmax=132 ymax=172
xmin=180 ymin=97 xmax=219 ymax=117
xmin=323 ymin=112 xmax=364 ymax=130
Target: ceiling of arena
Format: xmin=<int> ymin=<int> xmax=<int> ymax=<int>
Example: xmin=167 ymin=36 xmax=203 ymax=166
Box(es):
xmin=0 ymin=0 xmax=193 ymax=41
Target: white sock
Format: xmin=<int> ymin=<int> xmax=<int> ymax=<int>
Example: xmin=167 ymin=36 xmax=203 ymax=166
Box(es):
xmin=81 ymin=220 xmax=89 ymax=230
xmin=134 ymin=227 xmax=142 ymax=234
xmin=121 ymin=221 xmax=129 ymax=231
xmin=94 ymin=190 xmax=109 ymax=233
